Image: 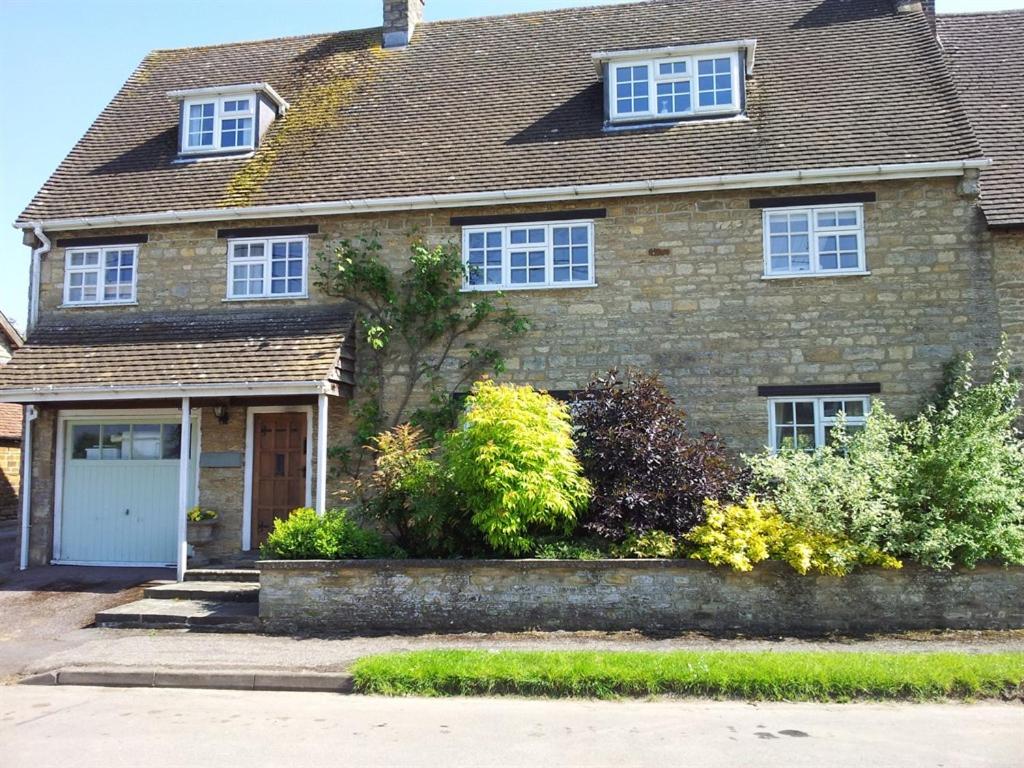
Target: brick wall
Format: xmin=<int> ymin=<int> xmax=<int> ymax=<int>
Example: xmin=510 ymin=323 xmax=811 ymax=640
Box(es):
xmin=0 ymin=443 xmax=19 ymax=521
xmin=259 ymin=559 xmax=1024 ymax=635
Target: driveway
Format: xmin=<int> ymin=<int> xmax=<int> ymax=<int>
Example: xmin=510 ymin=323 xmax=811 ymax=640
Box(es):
xmin=0 ymin=566 xmax=171 ymax=682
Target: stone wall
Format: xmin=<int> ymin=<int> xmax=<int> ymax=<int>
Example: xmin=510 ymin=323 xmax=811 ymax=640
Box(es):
xmin=258 ymin=559 xmax=1024 ymax=635
xmin=36 ymin=177 xmax=1004 ymax=456
xmin=992 ymin=231 xmax=1024 ymax=366
xmin=0 ymin=443 xmax=19 ymax=521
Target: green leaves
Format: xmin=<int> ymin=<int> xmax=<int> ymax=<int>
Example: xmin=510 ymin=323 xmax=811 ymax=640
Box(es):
xmin=444 ymin=381 xmax=592 ymax=555
xmin=259 ymin=507 xmax=403 ymax=560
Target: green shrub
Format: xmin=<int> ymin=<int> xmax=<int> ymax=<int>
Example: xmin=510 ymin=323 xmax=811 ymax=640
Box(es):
xmin=747 ymin=402 xmax=909 ymax=554
xmin=532 ymin=540 xmax=608 ymax=561
xmin=363 ymin=424 xmax=482 ymax=558
xmin=611 ymin=530 xmax=681 ymax=559
xmin=898 ymin=347 xmax=1024 ymax=568
xmin=684 ymin=498 xmax=901 ymax=575
xmin=260 ymin=507 xmax=404 ymax=560
xmin=444 ymin=380 xmax=591 ymax=556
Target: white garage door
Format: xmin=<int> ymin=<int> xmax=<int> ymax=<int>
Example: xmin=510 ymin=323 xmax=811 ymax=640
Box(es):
xmin=58 ymin=416 xmax=198 ymax=566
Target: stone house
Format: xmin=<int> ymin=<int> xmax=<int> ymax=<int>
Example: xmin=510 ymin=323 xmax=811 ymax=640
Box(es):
xmin=0 ymin=311 xmax=24 ymax=523
xmin=0 ymin=0 xmax=1019 ymax=577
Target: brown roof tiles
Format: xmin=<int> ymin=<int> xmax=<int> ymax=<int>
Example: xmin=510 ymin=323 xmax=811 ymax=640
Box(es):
xmin=0 ymin=306 xmax=355 ymax=396
xmin=20 ymin=0 xmax=982 ymax=223
xmin=938 ymin=11 xmax=1024 ymax=228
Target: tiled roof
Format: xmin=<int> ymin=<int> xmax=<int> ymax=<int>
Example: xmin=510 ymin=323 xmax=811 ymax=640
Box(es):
xmin=0 ymin=404 xmax=22 ymax=441
xmin=938 ymin=11 xmax=1024 ymax=228
xmin=20 ymin=0 xmax=981 ymax=222
xmin=0 ymin=311 xmax=23 ymax=351
xmin=0 ymin=306 xmax=355 ymax=395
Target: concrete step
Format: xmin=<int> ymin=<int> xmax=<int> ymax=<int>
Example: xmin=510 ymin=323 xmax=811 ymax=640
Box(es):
xmin=184 ymin=568 xmax=259 ymax=583
xmin=144 ymin=581 xmax=259 ymax=602
xmin=95 ymin=598 xmax=259 ymax=631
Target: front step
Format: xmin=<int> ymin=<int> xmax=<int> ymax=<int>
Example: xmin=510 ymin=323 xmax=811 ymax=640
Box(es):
xmin=95 ymin=598 xmax=259 ymax=631
xmin=144 ymin=581 xmax=259 ymax=603
xmin=184 ymin=568 xmax=259 ymax=583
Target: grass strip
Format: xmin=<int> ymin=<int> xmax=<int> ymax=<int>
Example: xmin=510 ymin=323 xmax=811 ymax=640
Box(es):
xmin=351 ymin=649 xmax=1024 ymax=701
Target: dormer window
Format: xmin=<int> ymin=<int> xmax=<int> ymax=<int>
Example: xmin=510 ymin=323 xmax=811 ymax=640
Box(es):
xmin=594 ymin=40 xmax=756 ymax=126
xmin=168 ymin=83 xmax=289 ymax=158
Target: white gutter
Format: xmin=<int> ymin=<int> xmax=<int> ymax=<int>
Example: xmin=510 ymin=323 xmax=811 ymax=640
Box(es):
xmin=0 ymin=380 xmax=337 ymax=404
xmin=26 ymin=223 xmax=51 ymax=331
xmin=12 ymin=159 xmax=991 ymax=233
xmin=19 ymin=405 xmax=37 ymax=570
xmin=591 ymin=39 xmax=759 ymax=75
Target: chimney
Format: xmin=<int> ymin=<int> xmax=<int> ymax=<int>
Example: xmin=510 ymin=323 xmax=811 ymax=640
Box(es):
xmin=894 ymin=0 xmax=936 ymax=28
xmin=383 ymin=0 xmax=425 ymax=48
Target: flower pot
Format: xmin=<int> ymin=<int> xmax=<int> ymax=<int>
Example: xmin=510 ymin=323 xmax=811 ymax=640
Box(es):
xmin=187 ymin=518 xmax=217 ymax=545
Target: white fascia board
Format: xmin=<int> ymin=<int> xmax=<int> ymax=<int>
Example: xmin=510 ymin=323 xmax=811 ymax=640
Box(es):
xmin=13 ymin=159 xmax=991 ymax=233
xmin=0 ymin=380 xmax=336 ymax=403
xmin=592 ymin=39 xmax=758 ymax=75
xmin=167 ymin=82 xmax=290 ymax=113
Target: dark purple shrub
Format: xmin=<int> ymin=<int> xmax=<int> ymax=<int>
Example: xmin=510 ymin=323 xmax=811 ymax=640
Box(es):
xmin=571 ymin=370 xmax=746 ymax=540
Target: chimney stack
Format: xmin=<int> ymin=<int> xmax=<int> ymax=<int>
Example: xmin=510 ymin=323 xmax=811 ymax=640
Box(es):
xmin=383 ymin=0 xmax=425 ymax=49
xmin=894 ymin=0 xmax=936 ymax=28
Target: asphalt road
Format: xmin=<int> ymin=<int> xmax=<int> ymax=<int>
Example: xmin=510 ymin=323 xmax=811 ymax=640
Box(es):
xmin=1 ymin=686 xmax=1021 ymax=768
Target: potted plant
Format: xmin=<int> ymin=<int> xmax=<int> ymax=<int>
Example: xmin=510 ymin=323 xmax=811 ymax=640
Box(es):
xmin=186 ymin=507 xmax=218 ymax=545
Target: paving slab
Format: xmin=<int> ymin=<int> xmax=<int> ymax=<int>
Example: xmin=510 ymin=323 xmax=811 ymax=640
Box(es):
xmin=95 ymin=598 xmax=259 ymax=630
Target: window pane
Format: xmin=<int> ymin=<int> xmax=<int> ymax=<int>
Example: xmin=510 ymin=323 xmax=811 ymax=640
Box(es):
xmin=774 ymin=402 xmax=794 ymax=425
xmin=794 ymin=402 xmax=815 ymax=423
xmin=162 ymin=424 xmax=182 ymax=460
xmin=100 ymin=425 xmax=131 ymax=460
xmin=71 ymin=424 xmax=101 ymax=459
xmin=131 ymin=424 xmax=162 ymax=460
xmin=615 ymin=64 xmax=650 ymax=114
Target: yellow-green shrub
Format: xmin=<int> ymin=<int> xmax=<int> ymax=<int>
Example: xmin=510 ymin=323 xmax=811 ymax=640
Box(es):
xmin=685 ymin=497 xmax=901 ymax=575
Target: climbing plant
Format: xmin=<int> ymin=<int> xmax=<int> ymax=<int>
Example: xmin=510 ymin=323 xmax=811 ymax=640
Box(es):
xmin=314 ymin=233 xmax=529 ymax=482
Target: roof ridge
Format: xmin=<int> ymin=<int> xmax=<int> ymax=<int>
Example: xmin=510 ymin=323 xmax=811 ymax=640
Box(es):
xmin=423 ymin=0 xmax=662 ymax=29
xmin=149 ymin=25 xmax=375 ymax=55
xmin=937 ymin=9 xmax=1024 ymax=19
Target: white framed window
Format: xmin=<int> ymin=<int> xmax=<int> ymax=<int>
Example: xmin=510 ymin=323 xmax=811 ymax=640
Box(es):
xmin=768 ymin=396 xmax=871 ymax=452
xmin=226 ymin=236 xmax=307 ymax=299
xmin=462 ymin=221 xmax=595 ymax=291
xmin=183 ymin=95 xmax=255 ymax=153
xmin=63 ymin=245 xmax=137 ymax=305
xmin=763 ymin=205 xmax=866 ymax=277
xmin=611 ymin=51 xmax=741 ymax=122
xmin=69 ymin=422 xmax=182 ymax=461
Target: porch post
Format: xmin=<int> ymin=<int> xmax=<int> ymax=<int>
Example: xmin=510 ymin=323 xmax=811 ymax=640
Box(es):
xmin=316 ymin=393 xmax=328 ymax=514
xmin=176 ymin=396 xmax=192 ymax=581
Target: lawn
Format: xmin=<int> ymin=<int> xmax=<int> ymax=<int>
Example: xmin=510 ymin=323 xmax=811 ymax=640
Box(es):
xmin=351 ymin=649 xmax=1024 ymax=701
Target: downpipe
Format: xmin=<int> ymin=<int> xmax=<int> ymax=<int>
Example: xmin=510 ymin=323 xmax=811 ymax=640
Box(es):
xmin=19 ymin=405 xmax=38 ymax=570
xmin=27 ymin=222 xmax=51 ymax=331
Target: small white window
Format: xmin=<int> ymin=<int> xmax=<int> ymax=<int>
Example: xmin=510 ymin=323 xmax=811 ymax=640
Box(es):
xmin=64 ymin=246 xmax=137 ymax=305
xmin=183 ymin=96 xmax=255 ymax=153
xmin=227 ymin=236 xmax=307 ymax=299
xmin=462 ymin=221 xmax=595 ymax=291
xmin=764 ymin=205 xmax=866 ymax=277
xmin=768 ymin=396 xmax=870 ymax=452
xmin=611 ymin=51 xmax=741 ymax=122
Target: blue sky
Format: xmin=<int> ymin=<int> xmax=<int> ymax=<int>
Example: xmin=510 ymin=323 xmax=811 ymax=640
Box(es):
xmin=1 ymin=0 xmax=1020 ymax=329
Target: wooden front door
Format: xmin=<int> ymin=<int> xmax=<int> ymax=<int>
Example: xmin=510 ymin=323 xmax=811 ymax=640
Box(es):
xmin=253 ymin=412 xmax=307 ymax=546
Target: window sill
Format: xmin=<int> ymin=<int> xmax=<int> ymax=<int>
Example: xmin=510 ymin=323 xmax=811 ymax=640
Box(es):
xmin=222 ymin=294 xmax=309 ymax=303
xmin=59 ymin=301 xmax=138 ymax=309
xmin=761 ymin=270 xmax=870 ymax=281
xmin=174 ymin=150 xmax=255 ymax=164
xmin=460 ymin=282 xmax=598 ymax=294
xmin=605 ymin=112 xmax=747 ymax=132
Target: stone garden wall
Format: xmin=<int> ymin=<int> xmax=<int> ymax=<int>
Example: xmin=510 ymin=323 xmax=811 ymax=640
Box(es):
xmin=258 ymin=559 xmax=1024 ymax=635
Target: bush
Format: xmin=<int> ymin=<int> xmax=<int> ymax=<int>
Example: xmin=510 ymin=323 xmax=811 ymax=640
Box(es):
xmin=611 ymin=530 xmax=681 ymax=559
xmin=444 ymin=380 xmax=591 ymax=556
xmin=261 ymin=507 xmax=403 ymax=560
xmin=684 ymin=498 xmax=901 ymax=575
xmin=364 ymin=425 xmax=481 ymax=558
xmin=747 ymin=343 xmax=1024 ymax=569
xmin=898 ymin=347 xmax=1024 ymax=568
xmin=532 ymin=540 xmax=608 ymax=561
xmin=572 ymin=370 xmax=744 ymax=541
xmin=747 ymin=402 xmax=909 ymax=554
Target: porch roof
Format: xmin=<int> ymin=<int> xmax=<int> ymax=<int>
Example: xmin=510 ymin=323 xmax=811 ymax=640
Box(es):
xmin=0 ymin=305 xmax=355 ymax=403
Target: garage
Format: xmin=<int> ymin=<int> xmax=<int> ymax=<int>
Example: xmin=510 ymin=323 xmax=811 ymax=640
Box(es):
xmin=56 ymin=414 xmax=198 ymax=566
